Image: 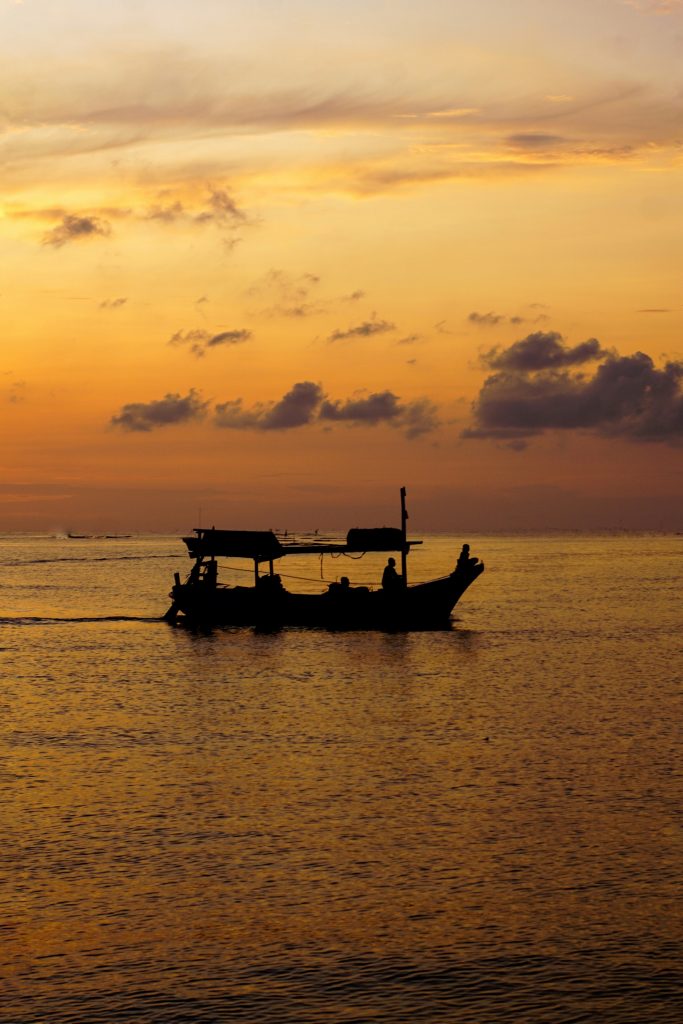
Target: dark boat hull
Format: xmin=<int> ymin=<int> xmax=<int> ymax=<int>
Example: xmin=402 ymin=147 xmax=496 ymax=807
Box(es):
xmin=168 ymin=562 xmax=484 ymax=630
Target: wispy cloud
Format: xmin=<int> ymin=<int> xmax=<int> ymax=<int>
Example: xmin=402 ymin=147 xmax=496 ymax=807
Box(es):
xmin=4 ymin=40 xmax=680 ymax=204
xmin=327 ymin=317 xmax=396 ymax=342
xmin=42 ymin=214 xmax=112 ymax=247
xmin=169 ymin=327 xmax=252 ymax=357
xmin=12 ymin=186 xmax=247 ymax=246
xmin=99 ymin=297 xmax=127 ymax=310
xmin=468 ymin=311 xmax=525 ymax=327
xmin=3 ymin=378 xmax=27 ymax=404
xmin=246 ymin=269 xmax=323 ymax=318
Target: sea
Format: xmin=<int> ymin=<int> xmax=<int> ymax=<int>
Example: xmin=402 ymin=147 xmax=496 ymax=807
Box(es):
xmin=1 ymin=531 xmax=681 ymax=1023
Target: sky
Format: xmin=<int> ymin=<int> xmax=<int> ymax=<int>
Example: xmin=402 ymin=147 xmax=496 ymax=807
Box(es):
xmin=2 ymin=0 xmax=682 ymax=532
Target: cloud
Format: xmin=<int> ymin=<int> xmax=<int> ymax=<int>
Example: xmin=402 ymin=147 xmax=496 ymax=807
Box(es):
xmin=481 ymin=331 xmax=609 ymax=372
xmin=328 ymin=317 xmax=396 ymax=342
xmin=464 ymin=337 xmax=683 ymax=445
xmin=215 ymin=381 xmax=324 ymax=431
xmin=4 ymin=379 xmax=27 ymax=404
xmin=247 ymin=269 xmax=323 ymax=318
xmin=506 ymin=133 xmax=569 ymax=149
xmin=42 ymin=214 xmax=112 ymax=247
xmin=111 ymin=389 xmax=208 ymax=432
xmin=169 ymin=327 xmax=252 ymax=357
xmin=214 ymin=382 xmax=439 ymax=438
xmin=320 ymin=391 xmax=402 ymax=425
xmin=100 ymin=297 xmax=127 ymax=310
xmin=321 ymin=391 xmax=438 ymax=438
xmin=194 ymin=187 xmax=246 ymax=225
xmin=469 ymin=311 xmax=525 ymax=327
xmin=144 ymin=200 xmax=185 ymax=222
xmin=143 ymin=187 xmax=246 ymax=232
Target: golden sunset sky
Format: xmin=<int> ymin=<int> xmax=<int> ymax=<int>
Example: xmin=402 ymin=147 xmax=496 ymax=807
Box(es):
xmin=2 ymin=0 xmax=682 ymax=532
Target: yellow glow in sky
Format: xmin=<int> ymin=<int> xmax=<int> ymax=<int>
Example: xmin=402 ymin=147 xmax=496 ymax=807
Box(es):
xmin=1 ymin=0 xmax=682 ymax=531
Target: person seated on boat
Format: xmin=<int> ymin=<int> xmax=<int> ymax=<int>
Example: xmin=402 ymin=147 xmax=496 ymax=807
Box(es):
xmin=327 ymin=575 xmax=351 ymax=596
xmin=382 ymin=557 xmax=401 ymax=591
xmin=258 ymin=572 xmax=284 ymax=592
xmin=204 ymin=559 xmax=218 ymax=587
xmin=455 ymin=543 xmax=479 ymax=572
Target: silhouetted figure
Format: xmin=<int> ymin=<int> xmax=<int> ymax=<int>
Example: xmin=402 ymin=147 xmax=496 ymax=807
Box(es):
xmin=456 ymin=543 xmax=479 ymax=572
xmin=327 ymin=575 xmax=351 ymax=596
xmin=204 ymin=559 xmax=218 ymax=587
xmin=382 ymin=557 xmax=401 ymax=591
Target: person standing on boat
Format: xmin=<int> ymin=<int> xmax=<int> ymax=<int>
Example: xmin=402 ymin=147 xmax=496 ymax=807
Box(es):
xmin=382 ymin=556 xmax=401 ymax=591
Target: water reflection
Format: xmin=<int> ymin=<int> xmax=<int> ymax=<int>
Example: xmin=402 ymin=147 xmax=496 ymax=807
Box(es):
xmin=2 ymin=533 xmax=682 ymax=1021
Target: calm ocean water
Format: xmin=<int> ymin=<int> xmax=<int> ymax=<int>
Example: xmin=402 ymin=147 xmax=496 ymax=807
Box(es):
xmin=1 ymin=532 xmax=681 ymax=1023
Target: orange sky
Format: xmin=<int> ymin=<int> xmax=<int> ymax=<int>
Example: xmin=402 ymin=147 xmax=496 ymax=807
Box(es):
xmin=2 ymin=0 xmax=682 ymax=531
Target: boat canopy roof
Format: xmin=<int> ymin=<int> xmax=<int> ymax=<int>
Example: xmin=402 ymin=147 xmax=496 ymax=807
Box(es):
xmin=183 ymin=526 xmax=420 ymax=561
xmin=183 ymin=530 xmax=283 ymax=561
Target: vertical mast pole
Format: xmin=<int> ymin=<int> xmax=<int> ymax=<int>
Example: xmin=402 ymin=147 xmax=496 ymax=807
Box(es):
xmin=400 ymin=486 xmax=408 ymax=587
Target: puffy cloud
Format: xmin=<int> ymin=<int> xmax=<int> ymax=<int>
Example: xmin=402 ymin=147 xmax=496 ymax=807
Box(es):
xmin=214 ymin=382 xmax=438 ymax=438
xmin=169 ymin=327 xmax=252 ymax=357
xmin=42 ymin=214 xmax=111 ymax=247
xmin=111 ymin=389 xmax=208 ymax=432
xmin=321 ymin=391 xmax=439 ymax=438
xmin=328 ymin=318 xmax=396 ymax=342
xmin=482 ymin=332 xmax=609 ymax=372
xmin=464 ymin=337 xmax=683 ymax=445
xmin=261 ymin=381 xmax=324 ymax=430
xmin=215 ymin=381 xmax=323 ymax=431
xmin=320 ymin=391 xmax=402 ymax=424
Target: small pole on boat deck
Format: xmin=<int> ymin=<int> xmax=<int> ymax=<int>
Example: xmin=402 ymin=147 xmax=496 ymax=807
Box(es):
xmin=400 ymin=486 xmax=408 ymax=587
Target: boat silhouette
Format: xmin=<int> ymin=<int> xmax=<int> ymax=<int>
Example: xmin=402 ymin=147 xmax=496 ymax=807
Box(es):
xmin=164 ymin=488 xmax=484 ymax=630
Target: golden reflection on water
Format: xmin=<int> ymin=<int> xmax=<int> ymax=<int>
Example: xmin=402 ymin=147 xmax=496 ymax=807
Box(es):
xmin=1 ymin=534 xmax=682 ymax=1020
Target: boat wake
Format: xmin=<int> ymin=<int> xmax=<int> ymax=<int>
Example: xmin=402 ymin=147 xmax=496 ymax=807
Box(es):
xmin=0 ymin=615 xmax=164 ymax=625
xmin=0 ymin=553 xmax=182 ymax=567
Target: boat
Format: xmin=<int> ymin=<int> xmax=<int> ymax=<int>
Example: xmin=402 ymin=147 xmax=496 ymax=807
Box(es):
xmin=164 ymin=488 xmax=484 ymax=630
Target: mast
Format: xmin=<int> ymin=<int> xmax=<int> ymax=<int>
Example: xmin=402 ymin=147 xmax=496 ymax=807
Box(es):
xmin=400 ymin=486 xmax=408 ymax=586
